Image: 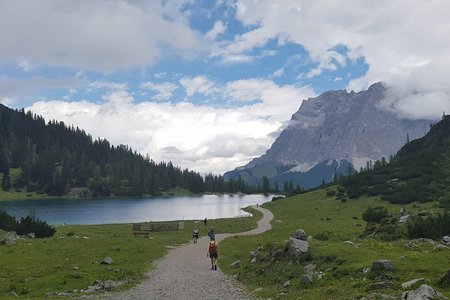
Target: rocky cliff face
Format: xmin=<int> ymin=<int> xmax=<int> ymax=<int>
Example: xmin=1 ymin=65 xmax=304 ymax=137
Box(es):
xmin=225 ymin=82 xmax=431 ymax=188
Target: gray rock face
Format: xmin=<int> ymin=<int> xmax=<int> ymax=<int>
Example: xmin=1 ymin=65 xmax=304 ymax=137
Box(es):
xmin=401 ymin=284 xmax=447 ymax=300
xmin=249 ymin=83 xmax=429 ymax=170
xmin=226 ymin=83 xmax=430 ymax=188
xmin=293 ymin=229 xmax=308 ymax=241
xmin=100 ymin=257 xmax=113 ymax=265
xmin=371 ymin=260 xmax=394 ymax=271
xmin=287 ymin=237 xmax=309 ymax=257
xmin=0 ymin=231 xmax=18 ymax=245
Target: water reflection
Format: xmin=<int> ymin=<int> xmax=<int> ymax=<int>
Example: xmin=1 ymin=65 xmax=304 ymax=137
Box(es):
xmin=0 ymin=194 xmax=272 ymax=225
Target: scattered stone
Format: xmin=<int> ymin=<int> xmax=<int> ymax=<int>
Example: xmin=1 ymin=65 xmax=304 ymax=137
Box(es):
xmin=230 ymin=260 xmax=241 ymax=269
xmin=442 ymin=236 xmax=450 ymax=245
xmin=83 ymin=236 xmax=90 ymax=239
xmin=283 ymin=280 xmax=291 ymax=288
xmin=343 ymin=240 xmax=356 ymax=246
xmin=82 ymin=280 xmax=122 ymax=293
xmin=292 ymin=229 xmax=308 ymax=241
xmin=99 ymin=257 xmax=113 ymax=265
xmin=399 ymin=256 xmax=407 ymax=259
xmin=27 ymin=233 xmax=35 ymax=239
xmin=45 ymin=291 xmax=72 ymax=297
xmin=0 ymin=231 xmax=18 ymax=245
xmin=399 ymin=215 xmax=410 ymax=223
xmin=371 ymin=260 xmax=394 ymax=272
xmin=415 ymin=238 xmax=436 ymax=246
xmin=435 ymin=244 xmax=449 ymax=251
xmin=401 ymin=284 xmax=447 ymax=300
xmin=303 ymin=264 xmax=316 ymax=274
xmin=271 ymin=249 xmax=284 ymax=260
xmin=371 ymin=281 xmax=394 ymax=289
xmin=402 ymin=278 xmax=426 ymax=289
xmin=404 ymin=241 xmax=417 ymax=250
xmin=250 ymin=256 xmax=257 ymax=264
xmin=287 ymin=237 xmax=309 ymax=257
xmin=439 ymin=270 xmax=450 ymax=286
xmin=300 ymin=274 xmax=313 ymax=285
xmin=363 ymin=267 xmax=371 ymax=274
xmin=252 ymin=287 xmax=263 ymax=293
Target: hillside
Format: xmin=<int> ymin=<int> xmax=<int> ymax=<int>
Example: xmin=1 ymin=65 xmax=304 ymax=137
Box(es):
xmin=0 ymin=104 xmax=258 ymax=198
xmin=341 ymin=115 xmax=450 ymax=205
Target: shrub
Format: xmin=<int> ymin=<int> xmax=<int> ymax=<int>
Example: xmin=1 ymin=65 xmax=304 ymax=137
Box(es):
xmin=362 ymin=206 xmax=390 ymax=224
xmin=0 ymin=210 xmax=17 ymax=231
xmin=16 ymin=216 xmax=56 ymax=238
xmin=407 ymin=211 xmax=450 ymax=239
xmin=326 ymin=190 xmax=336 ymax=197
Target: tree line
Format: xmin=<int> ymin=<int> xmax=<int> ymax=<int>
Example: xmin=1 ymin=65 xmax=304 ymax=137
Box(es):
xmin=0 ymin=104 xmax=263 ymax=197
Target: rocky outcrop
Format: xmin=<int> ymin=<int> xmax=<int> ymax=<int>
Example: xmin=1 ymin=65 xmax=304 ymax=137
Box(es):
xmin=0 ymin=231 xmax=18 ymax=245
xmin=225 ymin=82 xmax=430 ymax=188
xmin=401 ymin=284 xmax=447 ymax=300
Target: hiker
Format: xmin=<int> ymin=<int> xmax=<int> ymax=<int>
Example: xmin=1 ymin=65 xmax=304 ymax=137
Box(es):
xmin=207 ymin=239 xmax=219 ymax=270
xmin=208 ymin=226 xmax=215 ymax=241
xmin=204 ymin=217 xmax=207 ymax=225
xmin=193 ymin=226 xmax=199 ymax=243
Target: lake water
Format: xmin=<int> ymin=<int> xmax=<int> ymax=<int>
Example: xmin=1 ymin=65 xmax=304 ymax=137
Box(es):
xmin=0 ymin=194 xmax=272 ymax=225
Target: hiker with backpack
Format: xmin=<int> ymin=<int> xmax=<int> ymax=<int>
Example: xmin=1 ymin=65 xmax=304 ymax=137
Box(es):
xmin=208 ymin=226 xmax=215 ymax=241
xmin=207 ymin=239 xmax=219 ymax=270
xmin=193 ymin=226 xmax=199 ymax=243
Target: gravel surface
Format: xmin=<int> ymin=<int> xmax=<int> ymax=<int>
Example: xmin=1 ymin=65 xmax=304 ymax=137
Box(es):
xmin=105 ymin=206 xmax=273 ymax=300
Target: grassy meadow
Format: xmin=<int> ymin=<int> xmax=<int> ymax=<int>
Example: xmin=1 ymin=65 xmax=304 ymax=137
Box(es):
xmin=0 ymin=208 xmax=260 ymax=299
xmin=220 ymin=188 xmax=450 ymax=299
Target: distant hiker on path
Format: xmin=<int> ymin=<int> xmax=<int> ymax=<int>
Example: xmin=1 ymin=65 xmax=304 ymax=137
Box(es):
xmin=204 ymin=217 xmax=207 ymax=225
xmin=208 ymin=226 xmax=215 ymax=241
xmin=193 ymin=226 xmax=199 ymax=243
xmin=207 ymin=239 xmax=219 ymax=270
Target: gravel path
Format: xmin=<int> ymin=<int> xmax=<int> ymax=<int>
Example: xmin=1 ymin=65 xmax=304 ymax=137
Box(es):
xmin=106 ymin=206 xmax=273 ymax=300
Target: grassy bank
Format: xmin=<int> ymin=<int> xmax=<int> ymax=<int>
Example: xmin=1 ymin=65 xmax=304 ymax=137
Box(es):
xmin=0 ymin=207 xmax=260 ymax=299
xmin=220 ymin=188 xmax=450 ymax=299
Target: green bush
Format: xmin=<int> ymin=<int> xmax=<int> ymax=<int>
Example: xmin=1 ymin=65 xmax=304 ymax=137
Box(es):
xmin=0 ymin=211 xmax=55 ymax=238
xmin=407 ymin=211 xmax=450 ymax=239
xmin=362 ymin=206 xmax=390 ymax=223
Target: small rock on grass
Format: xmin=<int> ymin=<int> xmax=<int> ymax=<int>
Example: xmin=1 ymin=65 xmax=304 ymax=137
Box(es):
xmin=100 ymin=257 xmax=113 ymax=265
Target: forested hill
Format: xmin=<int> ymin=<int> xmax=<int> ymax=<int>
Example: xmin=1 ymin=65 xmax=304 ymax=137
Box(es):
xmin=0 ymin=104 xmax=256 ymax=197
xmin=341 ymin=115 xmax=450 ymax=205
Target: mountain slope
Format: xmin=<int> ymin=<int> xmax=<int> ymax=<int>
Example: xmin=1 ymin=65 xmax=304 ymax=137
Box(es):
xmin=225 ymin=83 xmax=431 ymax=189
xmin=342 ymin=115 xmax=450 ymax=204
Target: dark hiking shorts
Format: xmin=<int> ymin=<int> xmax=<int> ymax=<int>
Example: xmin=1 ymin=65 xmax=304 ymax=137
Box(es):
xmin=210 ymin=252 xmax=218 ymax=259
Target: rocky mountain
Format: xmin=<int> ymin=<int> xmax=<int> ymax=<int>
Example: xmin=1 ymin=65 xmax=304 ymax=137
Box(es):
xmin=224 ymin=82 xmax=431 ymax=189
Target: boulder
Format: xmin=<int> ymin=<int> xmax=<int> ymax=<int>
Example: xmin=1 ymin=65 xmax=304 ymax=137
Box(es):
xmin=439 ymin=270 xmax=450 ymax=286
xmin=283 ymin=280 xmax=291 ymax=288
xmin=343 ymin=240 xmax=356 ymax=246
xmin=435 ymin=244 xmax=449 ymax=251
xmin=401 ymin=284 xmax=447 ymax=300
xmin=83 ymin=280 xmax=122 ymax=293
xmin=287 ymin=237 xmax=309 ymax=257
xmin=404 ymin=241 xmax=417 ymax=250
xmin=371 ymin=260 xmax=394 ymax=272
xmin=402 ymin=278 xmax=426 ymax=289
xmin=442 ymin=236 xmax=450 ymax=245
xmin=1 ymin=231 xmax=18 ymax=245
xmin=27 ymin=233 xmax=35 ymax=239
xmin=303 ymin=264 xmax=316 ymax=274
xmin=99 ymin=257 xmax=113 ymax=265
xmin=300 ymin=274 xmax=313 ymax=285
xmin=293 ymin=229 xmax=308 ymax=241
xmin=230 ymin=260 xmax=241 ymax=269
xmin=399 ymin=215 xmax=411 ymax=223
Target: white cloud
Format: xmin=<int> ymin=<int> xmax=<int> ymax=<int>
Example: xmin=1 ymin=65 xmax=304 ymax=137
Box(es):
xmin=206 ymin=20 xmax=227 ymax=40
xmin=218 ymin=0 xmax=450 ymax=120
xmin=180 ymin=76 xmax=216 ymax=97
xmin=0 ymin=97 xmax=14 ymax=106
xmin=140 ymin=81 xmax=178 ymax=101
xmin=0 ymin=1 xmax=203 ymax=73
xmin=26 ymin=80 xmax=314 ymax=174
xmin=87 ymin=80 xmax=127 ymax=92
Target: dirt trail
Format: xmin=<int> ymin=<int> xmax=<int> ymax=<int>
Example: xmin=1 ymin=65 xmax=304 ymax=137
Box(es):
xmin=107 ymin=206 xmax=273 ymax=300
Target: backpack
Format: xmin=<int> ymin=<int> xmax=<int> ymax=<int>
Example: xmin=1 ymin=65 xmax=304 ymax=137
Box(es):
xmin=209 ymin=242 xmax=217 ymax=254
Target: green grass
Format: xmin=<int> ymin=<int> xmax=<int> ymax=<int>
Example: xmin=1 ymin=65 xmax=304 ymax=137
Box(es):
xmin=0 ymin=208 xmax=259 ymax=299
xmin=220 ymin=187 xmax=450 ymax=299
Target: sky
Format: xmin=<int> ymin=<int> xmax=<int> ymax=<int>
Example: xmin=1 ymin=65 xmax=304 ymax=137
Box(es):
xmin=1 ymin=0 xmax=450 ymax=174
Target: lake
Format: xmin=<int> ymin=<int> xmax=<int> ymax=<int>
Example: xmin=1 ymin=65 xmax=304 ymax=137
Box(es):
xmin=0 ymin=194 xmax=272 ymax=225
